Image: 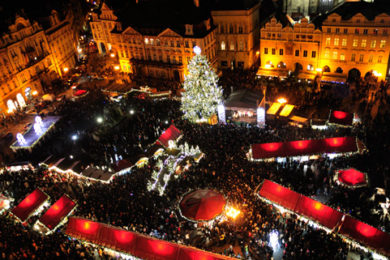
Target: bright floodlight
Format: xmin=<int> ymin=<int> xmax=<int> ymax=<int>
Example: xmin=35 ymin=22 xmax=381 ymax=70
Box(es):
xmin=225 ymin=206 xmax=240 ymax=219
xmin=71 ymin=134 xmax=78 ymax=141
xmin=165 ymin=120 xmax=169 ymax=124
xmin=277 ymin=97 xmax=287 ymax=104
xmin=193 ymin=46 xmax=201 ymax=55
xmin=269 ymin=230 xmax=280 ymax=251
xmin=129 ymin=109 xmax=134 ymax=115
xmin=96 ymin=117 xmax=103 ymax=123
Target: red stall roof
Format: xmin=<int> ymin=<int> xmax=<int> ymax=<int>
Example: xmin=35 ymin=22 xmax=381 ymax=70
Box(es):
xmin=339 ymin=215 xmax=390 ymax=256
xmin=157 ymin=125 xmax=181 ymax=148
xmin=65 ymin=217 xmax=233 ymax=260
xmin=251 ymin=137 xmax=359 ymax=160
xmin=258 ymin=180 xmax=300 ymax=211
xmin=258 ymin=180 xmax=343 ymax=230
xmin=11 ymin=188 xmax=49 ymax=222
xmin=328 ymin=110 xmax=353 ymax=126
xmin=39 ymin=195 xmax=76 ymax=230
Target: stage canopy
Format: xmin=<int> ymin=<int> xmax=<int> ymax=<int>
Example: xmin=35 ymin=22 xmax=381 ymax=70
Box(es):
xmin=250 ymin=137 xmax=360 ymax=160
xmin=157 ymin=125 xmax=181 ymax=148
xmin=258 ymin=180 xmax=343 ymax=230
xmin=179 ymin=190 xmax=226 ymax=221
xmin=39 ymin=195 xmax=76 ymax=230
xmin=339 ymin=215 xmax=390 ymax=256
xmin=65 ymin=217 xmax=233 ymax=260
xmin=11 ymin=188 xmax=49 ymax=222
xmin=328 ymin=110 xmax=353 ymax=127
xmin=335 ymin=168 xmax=368 ymax=188
xmin=224 ymin=89 xmax=264 ymax=110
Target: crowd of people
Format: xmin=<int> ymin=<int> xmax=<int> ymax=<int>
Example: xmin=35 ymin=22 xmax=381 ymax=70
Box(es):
xmin=1 ymin=70 xmax=390 ymax=259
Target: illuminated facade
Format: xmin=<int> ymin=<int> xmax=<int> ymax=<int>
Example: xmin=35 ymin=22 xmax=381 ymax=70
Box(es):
xmin=91 ymin=2 xmax=216 ymax=82
xmin=259 ymin=11 xmax=390 ymax=81
xmin=283 ymin=0 xmax=346 ymax=17
xmin=0 ymin=12 xmax=78 ymax=114
xmin=211 ymin=1 xmax=260 ymax=70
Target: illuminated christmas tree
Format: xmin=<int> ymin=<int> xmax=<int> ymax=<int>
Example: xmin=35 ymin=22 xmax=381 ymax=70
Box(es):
xmin=181 ymin=46 xmax=223 ymax=122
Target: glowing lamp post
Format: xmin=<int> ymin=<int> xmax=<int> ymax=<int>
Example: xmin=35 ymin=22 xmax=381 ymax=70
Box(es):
xmin=277 ymin=97 xmax=287 ymax=104
xmin=63 ymin=67 xmax=69 ymax=73
xmin=193 ymin=46 xmax=201 ymax=55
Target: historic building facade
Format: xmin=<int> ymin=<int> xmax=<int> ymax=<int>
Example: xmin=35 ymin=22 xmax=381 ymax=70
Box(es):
xmin=259 ymin=11 xmax=390 ymax=82
xmin=0 ymin=12 xmax=78 ymax=114
xmin=211 ymin=1 xmax=260 ymax=70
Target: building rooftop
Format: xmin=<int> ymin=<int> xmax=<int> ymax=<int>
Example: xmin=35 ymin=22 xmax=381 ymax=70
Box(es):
xmin=210 ymin=0 xmax=260 ymax=11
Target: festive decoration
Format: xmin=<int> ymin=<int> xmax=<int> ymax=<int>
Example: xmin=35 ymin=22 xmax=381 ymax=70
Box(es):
xmin=181 ymin=47 xmax=223 ymax=122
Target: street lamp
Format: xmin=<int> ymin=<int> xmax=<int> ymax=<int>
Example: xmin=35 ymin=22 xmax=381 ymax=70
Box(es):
xmin=71 ymin=134 xmax=78 ymax=141
xmin=63 ymin=67 xmax=69 ymax=73
xmin=129 ymin=109 xmax=135 ymax=115
xmin=110 ymin=53 xmax=115 ymax=58
xmin=277 ymin=97 xmax=287 ymax=104
xmin=96 ymin=117 xmax=103 ymax=124
xmin=114 ymin=65 xmax=120 ymax=71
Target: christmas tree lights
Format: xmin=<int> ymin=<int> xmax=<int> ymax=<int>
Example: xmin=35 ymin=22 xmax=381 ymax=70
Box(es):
xmin=181 ymin=47 xmax=223 ymax=122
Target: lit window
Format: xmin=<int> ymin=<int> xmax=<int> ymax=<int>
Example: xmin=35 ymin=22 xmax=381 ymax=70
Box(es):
xmin=144 ymin=38 xmax=149 ymax=44
xmin=239 ymin=41 xmax=244 ymax=51
xmin=371 ymin=40 xmax=376 ymax=48
xmin=340 ymin=54 xmax=345 ymax=61
xmin=150 ymin=38 xmax=154 ymax=45
xmin=361 ymin=39 xmax=366 ymax=47
xmin=334 ymin=38 xmax=339 ymax=46
xmin=221 ymin=41 xmax=226 ymax=50
xmin=333 ymin=51 xmax=338 ymax=59
xmin=229 ymin=42 xmax=235 ymax=50
xmin=353 ymin=39 xmax=358 ymax=47
xmin=380 ymin=40 xmax=386 ymax=48
xmin=326 ymin=37 xmax=331 ymax=46
xmin=324 ymin=50 xmax=330 ymax=58
xmin=342 ymin=39 xmax=347 ymax=46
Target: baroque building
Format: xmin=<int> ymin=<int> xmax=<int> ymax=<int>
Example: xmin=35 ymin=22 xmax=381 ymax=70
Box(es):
xmin=0 ymin=9 xmax=79 ymax=114
xmin=259 ymin=1 xmax=390 ymax=82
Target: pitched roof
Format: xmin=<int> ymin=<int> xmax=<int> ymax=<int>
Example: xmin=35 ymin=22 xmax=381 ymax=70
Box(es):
xmin=224 ymin=89 xmax=264 ymax=109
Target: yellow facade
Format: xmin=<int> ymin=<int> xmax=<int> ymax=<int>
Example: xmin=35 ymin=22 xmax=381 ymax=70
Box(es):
xmin=0 ymin=12 xmax=78 ymax=114
xmin=259 ymin=13 xmax=390 ymax=81
xmin=211 ymin=2 xmax=260 ymax=70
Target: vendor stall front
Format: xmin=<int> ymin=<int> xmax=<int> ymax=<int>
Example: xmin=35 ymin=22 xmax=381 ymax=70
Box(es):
xmin=11 ymin=188 xmax=49 ymax=222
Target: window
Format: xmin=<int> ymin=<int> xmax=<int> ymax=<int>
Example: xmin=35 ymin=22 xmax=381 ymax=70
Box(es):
xmin=378 ymin=56 xmax=383 ymax=63
xmin=335 ymin=28 xmax=340 ymax=34
xmin=326 ymin=37 xmax=331 ymax=46
xmin=361 ymin=39 xmax=367 ymax=47
xmin=185 ymin=41 xmax=189 ymax=48
xmin=272 ymin=48 xmax=276 ymax=55
xmin=340 ymin=54 xmax=345 ymax=61
xmin=351 ymin=53 xmax=355 ymax=61
xmin=156 ymin=39 xmax=160 ymax=46
xmin=264 ymin=48 xmax=268 ymax=54
xmin=371 ymin=40 xmax=376 ymax=48
xmin=368 ymin=55 xmax=373 ymax=63
xmin=295 ymin=50 xmax=299 ymax=56
xmin=334 ymin=38 xmax=339 ymax=46
xmin=363 ymin=29 xmax=368 ymax=35
xmin=324 ymin=50 xmax=330 ymax=58
xmin=383 ymin=29 xmax=388 ymax=35
xmin=359 ymin=54 xmax=364 ymax=62
xmin=179 ymin=56 xmax=182 ymax=64
xmin=220 ymin=25 xmax=224 ymax=33
xmin=176 ymin=41 xmax=180 ymax=47
xmin=221 ymin=41 xmax=226 ymax=50
xmin=170 ymin=41 xmax=174 ymax=47
xmin=344 ymin=28 xmax=348 ymax=34
xmin=229 ymin=25 xmax=233 ymax=34
xmin=221 ymin=61 xmax=227 ymax=66
xmin=144 ymin=38 xmax=149 ymax=44
xmin=296 ymin=35 xmax=300 ymax=39
xmin=353 ymin=39 xmax=358 ymax=47
xmin=239 ymin=41 xmax=244 ymax=51
xmin=279 ymin=49 xmax=284 ymax=55
xmin=342 ymin=39 xmax=347 ymax=46
xmin=229 ymin=42 xmax=235 ymax=51
xmin=150 ymin=38 xmax=154 ymax=45
xmin=327 ymin=28 xmax=331 ymax=33
xmin=333 ymin=51 xmax=338 ymax=59
xmin=303 ymin=50 xmax=308 ymax=57
xmin=238 ymin=26 xmax=243 ymax=34
xmin=312 ymin=51 xmax=316 ymax=58
xmin=355 ymin=29 xmax=359 ymax=35
xmin=373 ymin=29 xmax=378 ymax=35
xmin=380 ymin=40 xmax=386 ymax=48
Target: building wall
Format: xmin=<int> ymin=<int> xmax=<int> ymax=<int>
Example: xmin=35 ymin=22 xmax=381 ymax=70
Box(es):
xmin=0 ymin=13 xmax=79 ymax=114
xmin=259 ymin=13 xmax=390 ymax=81
xmin=212 ymin=2 xmax=260 ymax=70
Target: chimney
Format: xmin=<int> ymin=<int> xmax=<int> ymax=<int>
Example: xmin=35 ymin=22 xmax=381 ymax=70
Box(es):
xmin=185 ymin=24 xmax=193 ymax=36
xmin=194 ymin=0 xmax=199 ymax=7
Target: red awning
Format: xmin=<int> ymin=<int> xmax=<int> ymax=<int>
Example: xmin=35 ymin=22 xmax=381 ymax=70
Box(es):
xmin=65 ymin=217 xmax=233 ymax=259
xmin=251 ymin=137 xmax=359 ymax=160
xmin=258 ymin=180 xmax=343 ymax=230
xmin=337 ymin=168 xmax=367 ymax=187
xmin=339 ymin=215 xmax=390 ymax=256
xmin=328 ymin=110 xmax=353 ymax=126
xmin=157 ymin=125 xmax=181 ymax=147
xmin=11 ymin=188 xmax=49 ymax=222
xmin=258 ymin=180 xmax=300 ymax=211
xmin=39 ymin=195 xmax=76 ymax=230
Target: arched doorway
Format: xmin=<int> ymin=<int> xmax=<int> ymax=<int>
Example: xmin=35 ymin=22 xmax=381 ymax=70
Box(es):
xmin=323 ymin=65 xmax=331 ymax=72
xmin=7 ymin=99 xmax=16 ymax=113
xmin=335 ymin=67 xmax=343 ymax=73
xmin=99 ymin=42 xmax=107 ymax=54
xmin=16 ymin=93 xmax=26 ymax=108
xmin=348 ymin=68 xmax=361 ymax=82
xmin=294 ymin=63 xmax=302 ymax=75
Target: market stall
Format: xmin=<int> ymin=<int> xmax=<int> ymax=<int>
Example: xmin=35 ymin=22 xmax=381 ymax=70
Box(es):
xmin=11 ymin=188 xmax=49 ymax=222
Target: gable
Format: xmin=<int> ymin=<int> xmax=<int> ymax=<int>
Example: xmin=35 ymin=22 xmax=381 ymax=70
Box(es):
xmin=157 ymin=28 xmax=182 ymax=38
xmin=123 ymin=26 xmax=141 ymax=36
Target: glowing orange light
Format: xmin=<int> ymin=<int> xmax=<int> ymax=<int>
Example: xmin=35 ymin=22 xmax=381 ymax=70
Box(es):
xmin=333 ymin=111 xmax=348 ymax=119
xmin=32 ymin=90 xmax=38 ymax=96
xmin=325 ymin=137 xmax=345 ymax=147
xmin=110 ymin=53 xmax=115 ymax=58
xmin=277 ymin=97 xmax=287 ymax=104
xmin=356 ymin=222 xmax=377 ymax=237
xmin=149 ymin=240 xmax=175 ymax=255
xmin=225 ymin=206 xmax=241 ymax=219
xmin=63 ymin=67 xmax=69 ymax=73
xmin=261 ymin=142 xmax=282 ymax=152
xmin=291 ymin=140 xmax=310 ymax=150
xmin=314 ymin=202 xmax=322 ymax=210
xmin=264 ymin=64 xmax=271 ymax=69
xmin=316 ymin=68 xmax=322 ymax=72
xmin=84 ymin=222 xmax=90 ymax=230
xmin=114 ymin=230 xmax=134 ymax=244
